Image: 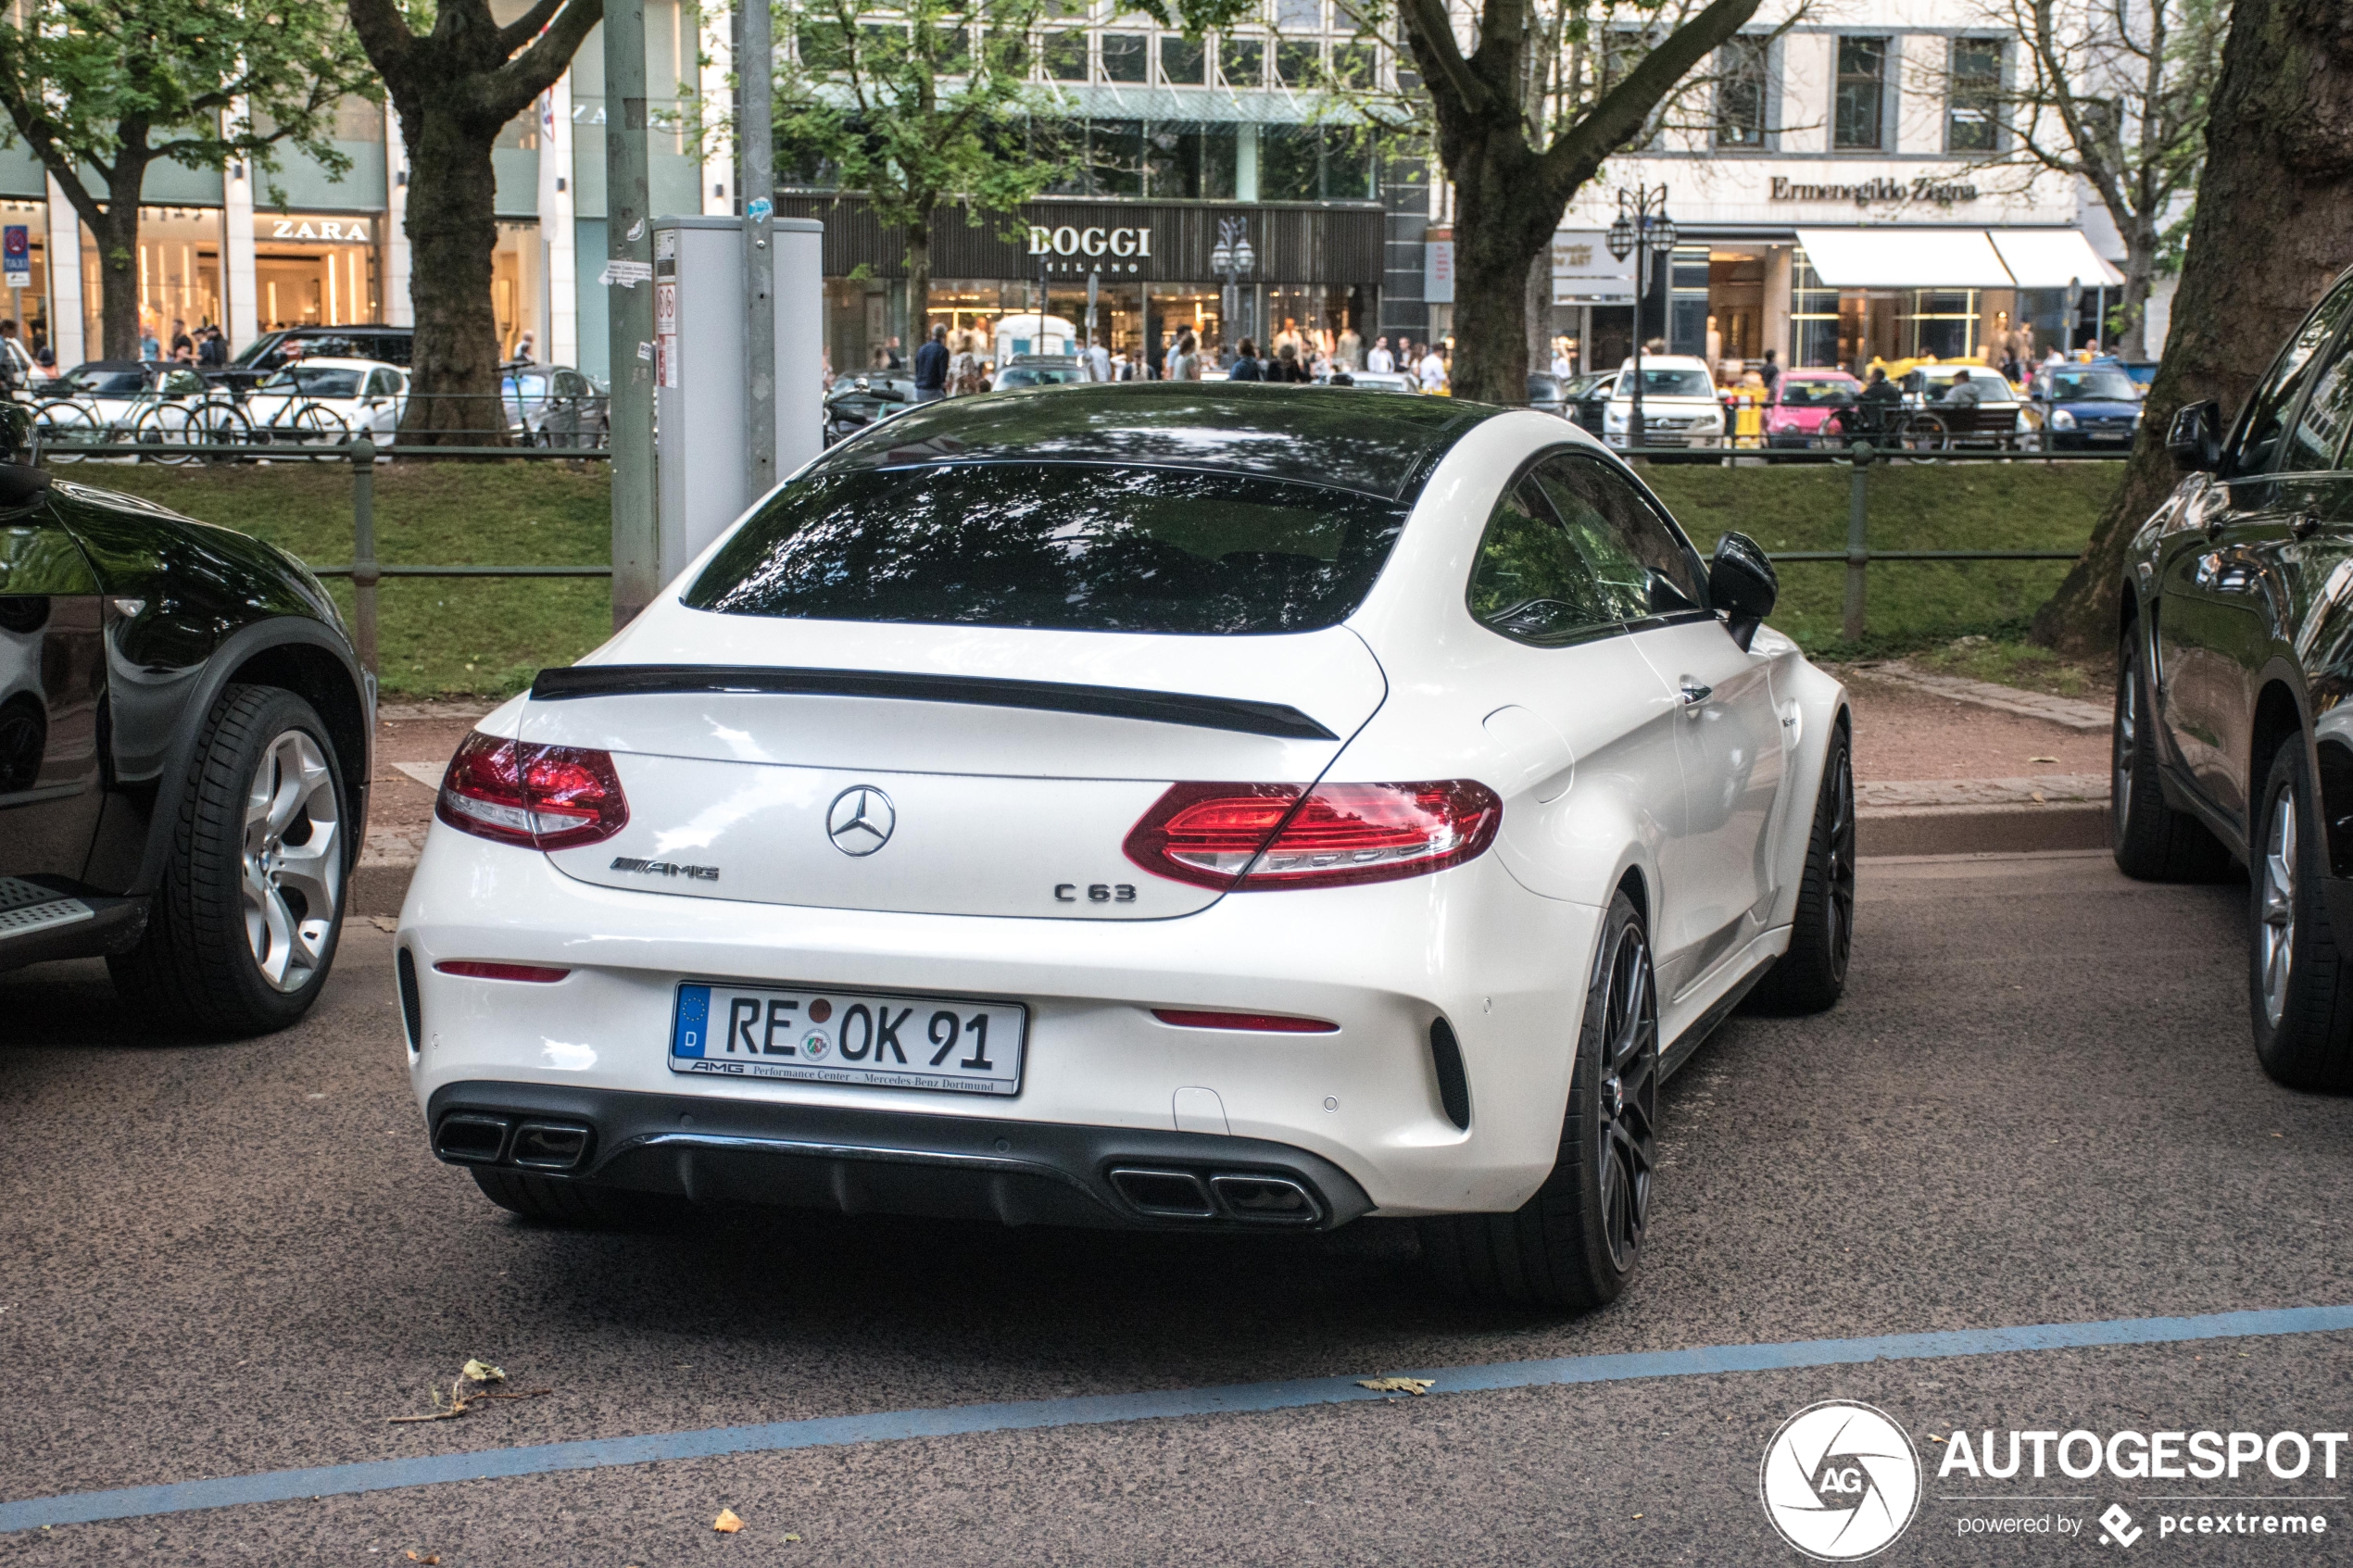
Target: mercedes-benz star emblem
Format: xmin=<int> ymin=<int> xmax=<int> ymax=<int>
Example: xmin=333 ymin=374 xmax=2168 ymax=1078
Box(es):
xmin=826 ymin=785 xmax=896 ymax=857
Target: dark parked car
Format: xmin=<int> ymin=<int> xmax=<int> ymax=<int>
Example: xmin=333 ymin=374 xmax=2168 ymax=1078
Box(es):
xmin=1564 ymin=370 xmax=1616 ymax=435
xmin=2115 ymin=260 xmax=2353 ymax=1089
xmin=502 ymin=363 xmax=609 ymax=447
xmin=822 ymin=374 xmax=915 ymax=446
xmin=218 ymin=325 xmax=413 ymax=391
xmin=2033 ymin=364 xmax=2144 ymax=450
xmin=0 ymin=408 xmax=369 ymax=1034
xmin=1527 ymin=372 xmax=1567 ymax=417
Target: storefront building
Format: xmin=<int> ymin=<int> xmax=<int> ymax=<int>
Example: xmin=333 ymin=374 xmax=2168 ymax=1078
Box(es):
xmin=1554 ymin=19 xmax=2127 ymax=376
xmin=781 ymin=193 xmax=1384 ymax=375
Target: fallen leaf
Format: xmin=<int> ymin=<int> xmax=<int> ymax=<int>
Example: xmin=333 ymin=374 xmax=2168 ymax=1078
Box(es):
xmin=1929 ymin=1435 xmax=1946 ymax=1444
xmin=368 ymin=914 xmax=399 ymax=933
xmin=2029 ymin=756 xmax=2058 ymax=764
xmin=715 ymin=1508 xmax=745 ymax=1533
xmin=784 ymin=1534 xmax=803 ymax=1543
xmin=1356 ymin=1377 xmax=1435 ymax=1396
xmin=461 ymin=1359 xmax=506 ymax=1385
xmin=2031 ymin=791 xmax=2046 ymax=804
xmin=405 ymin=1554 xmax=439 ymax=1565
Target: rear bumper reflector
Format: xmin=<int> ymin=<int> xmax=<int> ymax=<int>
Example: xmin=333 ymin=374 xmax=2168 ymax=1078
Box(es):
xmin=434 ymin=960 xmax=572 ymax=983
xmin=1151 ymin=1008 xmax=1339 ymax=1033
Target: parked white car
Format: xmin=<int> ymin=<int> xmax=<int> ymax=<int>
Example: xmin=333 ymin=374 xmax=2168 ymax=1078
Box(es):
xmin=1603 ymin=356 xmax=1727 ymax=449
xmin=402 ymin=383 xmax=1854 ymax=1311
xmin=242 ymin=358 xmax=407 ymax=442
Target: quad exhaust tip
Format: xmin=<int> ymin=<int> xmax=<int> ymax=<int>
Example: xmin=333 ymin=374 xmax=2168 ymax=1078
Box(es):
xmin=433 ymin=1113 xmax=593 ymax=1173
xmin=1109 ymin=1166 xmax=1323 ymax=1225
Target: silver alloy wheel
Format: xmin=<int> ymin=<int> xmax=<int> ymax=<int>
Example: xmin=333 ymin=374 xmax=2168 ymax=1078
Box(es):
xmin=241 ymin=730 xmax=342 ymax=993
xmin=2261 ymin=783 xmax=2297 ymax=1028
xmin=2113 ymin=662 xmax=2135 ymax=826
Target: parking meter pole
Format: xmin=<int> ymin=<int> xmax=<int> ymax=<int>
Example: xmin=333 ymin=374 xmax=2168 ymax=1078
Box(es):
xmin=605 ymin=0 xmax=658 ymax=629
xmin=736 ymin=0 xmax=775 ymax=502
xmin=1843 ymin=441 xmax=1874 ymax=643
xmin=349 ymin=437 xmax=379 ymax=678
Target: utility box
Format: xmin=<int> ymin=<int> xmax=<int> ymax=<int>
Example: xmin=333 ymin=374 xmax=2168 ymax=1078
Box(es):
xmin=652 ymin=214 xmax=824 ymax=587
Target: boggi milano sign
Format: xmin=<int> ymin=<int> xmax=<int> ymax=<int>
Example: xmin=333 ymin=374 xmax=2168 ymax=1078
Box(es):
xmin=1027 ymin=223 xmax=1153 ymax=275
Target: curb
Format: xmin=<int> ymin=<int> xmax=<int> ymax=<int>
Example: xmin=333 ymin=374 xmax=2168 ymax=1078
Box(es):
xmin=1860 ymin=661 xmax=2110 ymax=733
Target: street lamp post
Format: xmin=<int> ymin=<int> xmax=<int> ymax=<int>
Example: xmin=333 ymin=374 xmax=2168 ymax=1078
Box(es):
xmin=1605 ymin=185 xmax=1677 ymax=452
xmin=1210 ymin=217 xmax=1254 ymax=356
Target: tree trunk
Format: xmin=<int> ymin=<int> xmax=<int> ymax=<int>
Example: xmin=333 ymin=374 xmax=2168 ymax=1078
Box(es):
xmin=2031 ymin=0 xmax=2353 ymax=656
xmin=396 ymin=101 xmax=508 ymax=443
xmin=94 ymin=197 xmax=143 ymax=361
xmin=905 ymin=209 xmax=931 ymax=349
xmin=1449 ymin=136 xmax=1548 ymax=405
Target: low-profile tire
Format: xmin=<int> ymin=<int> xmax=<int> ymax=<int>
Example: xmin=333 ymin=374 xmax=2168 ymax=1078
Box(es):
xmin=1746 ymin=721 xmax=1855 ymax=1015
xmin=470 ymin=1167 xmax=686 ymax=1228
xmin=1419 ymin=890 xmax=1656 ymax=1311
xmin=2249 ymin=742 xmax=2353 ymax=1090
xmin=2111 ymin=632 xmax=2233 ymax=881
xmin=110 ymin=684 xmax=348 ymax=1037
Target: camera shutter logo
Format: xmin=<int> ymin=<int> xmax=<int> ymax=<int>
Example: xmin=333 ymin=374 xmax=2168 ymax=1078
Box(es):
xmin=1758 ymin=1400 xmax=1921 ymax=1561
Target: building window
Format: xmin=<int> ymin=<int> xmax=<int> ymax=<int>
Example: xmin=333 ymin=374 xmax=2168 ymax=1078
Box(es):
xmin=1043 ymin=30 xmax=1088 ymax=81
xmin=1259 ymin=124 xmax=1372 ymax=201
xmin=1274 ymin=38 xmax=1320 ymax=85
xmin=1668 ymin=246 xmax=1709 ymax=356
xmin=1329 ymin=41 xmax=1374 ymax=88
xmin=1833 ymin=36 xmax=1888 ymax=151
xmin=1101 ymin=31 xmax=1148 ymax=82
xmin=1159 ymin=35 xmax=1205 ymax=84
xmin=1146 ymin=122 xmax=1237 ymax=196
xmin=1946 ymin=38 xmax=2004 ymax=153
xmin=1221 ymin=36 xmax=1264 ymax=86
xmin=1714 ymin=35 xmax=1768 ymax=149
xmin=1273 ymin=0 xmax=1319 ymax=31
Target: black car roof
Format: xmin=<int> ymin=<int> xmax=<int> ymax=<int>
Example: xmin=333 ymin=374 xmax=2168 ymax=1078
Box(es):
xmin=809 ymin=382 xmax=1504 ymax=502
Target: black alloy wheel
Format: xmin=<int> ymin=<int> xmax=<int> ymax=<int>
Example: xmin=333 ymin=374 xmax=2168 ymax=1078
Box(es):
xmin=1421 ymin=889 xmax=1658 ymax=1311
xmin=2248 ymin=741 xmax=2353 ymax=1090
xmin=1749 ymin=722 xmax=1855 ymax=1013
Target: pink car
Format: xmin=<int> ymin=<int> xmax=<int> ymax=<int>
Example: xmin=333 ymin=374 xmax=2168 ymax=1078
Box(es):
xmin=1762 ymin=370 xmax=1863 ymax=449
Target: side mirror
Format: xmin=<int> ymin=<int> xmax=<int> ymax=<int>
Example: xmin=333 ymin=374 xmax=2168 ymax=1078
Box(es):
xmin=2168 ymin=399 xmax=2221 ymax=472
xmin=1709 ymin=531 xmax=1778 ymax=652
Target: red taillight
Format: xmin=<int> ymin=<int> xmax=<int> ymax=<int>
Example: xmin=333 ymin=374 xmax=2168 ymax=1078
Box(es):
xmin=434 ymin=731 xmax=630 ymax=851
xmin=1124 ymin=780 xmax=1502 ymax=891
xmin=434 ymin=960 xmax=572 ymax=983
xmin=1151 ymin=1009 xmax=1339 ymax=1033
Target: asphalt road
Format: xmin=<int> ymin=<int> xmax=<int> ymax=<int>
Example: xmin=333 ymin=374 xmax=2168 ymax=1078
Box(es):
xmin=5 ymin=850 xmax=2353 ymax=1565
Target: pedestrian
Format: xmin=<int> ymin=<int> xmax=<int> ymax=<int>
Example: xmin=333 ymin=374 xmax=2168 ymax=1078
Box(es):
xmin=1171 ymin=331 xmax=1202 ymax=381
xmin=170 ymin=318 xmax=192 ymax=360
xmin=1227 ymin=338 xmax=1264 ymax=382
xmin=1758 ymin=348 xmax=1780 ymax=392
xmin=950 ymin=332 xmax=987 ymax=395
xmin=1085 ymin=334 xmax=1110 ymax=383
xmin=139 ymin=322 xmax=159 ymax=360
xmin=1273 ymin=317 xmax=1301 ymax=358
xmin=884 ymin=334 xmax=905 ymax=370
xmin=1366 ymin=335 xmax=1394 ymax=374
xmin=912 ymin=322 xmax=950 ymax=402
xmin=1941 ymin=368 xmax=1984 ymax=408
xmin=1338 ymin=321 xmax=1363 ymax=370
xmin=1417 ymin=344 xmax=1449 ymax=394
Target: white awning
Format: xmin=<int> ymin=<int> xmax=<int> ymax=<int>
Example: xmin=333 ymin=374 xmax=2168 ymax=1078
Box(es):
xmin=1989 ymin=229 xmax=2127 ymax=288
xmin=1794 ymin=229 xmax=2014 ymax=288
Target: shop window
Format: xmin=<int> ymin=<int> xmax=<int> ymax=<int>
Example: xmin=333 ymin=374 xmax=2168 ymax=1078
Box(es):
xmin=495 ymin=106 xmax=538 ymax=151
xmin=1946 ymin=38 xmax=2005 ymax=153
xmin=1160 ymin=35 xmax=1205 ymax=84
xmin=1101 ymin=31 xmax=1149 ymax=82
xmin=1221 ymin=36 xmax=1264 ymax=86
xmin=1714 ymin=35 xmax=1768 ymax=149
xmin=1146 ymin=123 xmax=1237 ymax=198
xmin=1274 ymin=39 xmax=1320 ymax=86
xmin=1833 ymin=36 xmax=1887 ymax=151
xmin=1667 ymin=247 xmax=1709 ymax=357
xmin=1906 ymin=289 xmax=1979 ymax=360
xmin=1044 ymin=30 xmax=1088 ymax=80
xmin=1789 ymin=251 xmax=1842 ymax=370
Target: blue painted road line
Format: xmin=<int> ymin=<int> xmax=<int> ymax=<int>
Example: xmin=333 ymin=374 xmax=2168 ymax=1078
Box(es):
xmin=6 ymin=1303 xmax=2352 ymax=1534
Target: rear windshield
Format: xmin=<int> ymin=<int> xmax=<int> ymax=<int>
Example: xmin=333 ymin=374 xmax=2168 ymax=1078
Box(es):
xmin=2046 ymin=370 xmax=2139 ymax=401
xmin=1779 ymin=378 xmax=1855 ymax=407
xmin=684 ymin=462 xmax=1409 ymax=634
xmin=259 ymin=368 xmax=362 ymax=398
xmin=1623 ymin=368 xmax=1713 ymax=398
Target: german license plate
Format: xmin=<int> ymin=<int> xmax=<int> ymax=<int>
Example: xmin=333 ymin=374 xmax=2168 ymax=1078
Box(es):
xmin=671 ymin=982 xmax=1026 ymax=1096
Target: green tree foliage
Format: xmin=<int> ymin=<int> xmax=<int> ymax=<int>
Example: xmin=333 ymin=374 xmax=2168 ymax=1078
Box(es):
xmin=0 ymin=0 xmax=374 ymax=359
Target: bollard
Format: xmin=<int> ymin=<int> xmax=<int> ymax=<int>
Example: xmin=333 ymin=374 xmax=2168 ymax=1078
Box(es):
xmin=349 ymin=436 xmax=379 ymax=677
xmin=1843 ymin=440 xmax=1874 ymax=642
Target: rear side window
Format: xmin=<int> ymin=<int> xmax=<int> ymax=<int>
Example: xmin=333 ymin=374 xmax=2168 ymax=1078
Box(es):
xmin=684 ymin=462 xmax=1408 ymax=634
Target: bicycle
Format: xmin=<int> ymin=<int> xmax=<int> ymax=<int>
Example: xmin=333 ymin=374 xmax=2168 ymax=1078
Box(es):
xmin=31 ymin=396 xmax=101 ymax=463
xmin=133 ymin=394 xmax=253 ymax=464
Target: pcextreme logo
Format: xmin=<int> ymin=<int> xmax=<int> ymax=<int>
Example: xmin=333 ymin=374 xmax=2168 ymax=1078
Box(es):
xmin=1760 ymin=1401 xmax=1924 ymax=1561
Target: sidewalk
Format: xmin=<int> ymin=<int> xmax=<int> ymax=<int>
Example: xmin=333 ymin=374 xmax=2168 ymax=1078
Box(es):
xmin=351 ymin=671 xmax=2117 ymax=916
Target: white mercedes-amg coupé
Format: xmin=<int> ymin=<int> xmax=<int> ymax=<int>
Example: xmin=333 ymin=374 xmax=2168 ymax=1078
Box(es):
xmin=399 ymin=383 xmax=1854 ymax=1311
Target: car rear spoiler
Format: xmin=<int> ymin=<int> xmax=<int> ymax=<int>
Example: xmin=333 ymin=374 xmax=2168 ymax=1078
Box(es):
xmin=528 ymin=664 xmax=1339 ymax=741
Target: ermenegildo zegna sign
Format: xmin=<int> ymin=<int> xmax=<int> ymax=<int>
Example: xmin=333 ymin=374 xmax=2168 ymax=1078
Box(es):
xmin=776 ymin=195 xmax=1385 ymax=285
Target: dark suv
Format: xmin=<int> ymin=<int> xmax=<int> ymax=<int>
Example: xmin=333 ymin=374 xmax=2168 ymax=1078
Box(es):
xmin=2114 ymin=261 xmax=2353 ymax=1089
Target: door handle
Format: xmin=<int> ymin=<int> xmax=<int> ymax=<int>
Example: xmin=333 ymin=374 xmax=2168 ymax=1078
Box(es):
xmin=1680 ymin=681 xmax=1712 ymax=708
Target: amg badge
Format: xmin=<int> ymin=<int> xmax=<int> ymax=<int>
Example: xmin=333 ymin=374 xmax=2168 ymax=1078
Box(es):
xmin=610 ymin=857 xmax=721 ymax=882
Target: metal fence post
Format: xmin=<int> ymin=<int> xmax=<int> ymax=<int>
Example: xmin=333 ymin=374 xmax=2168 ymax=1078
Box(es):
xmin=350 ymin=437 xmax=379 ymax=677
xmin=1843 ymin=440 xmax=1874 ymax=643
